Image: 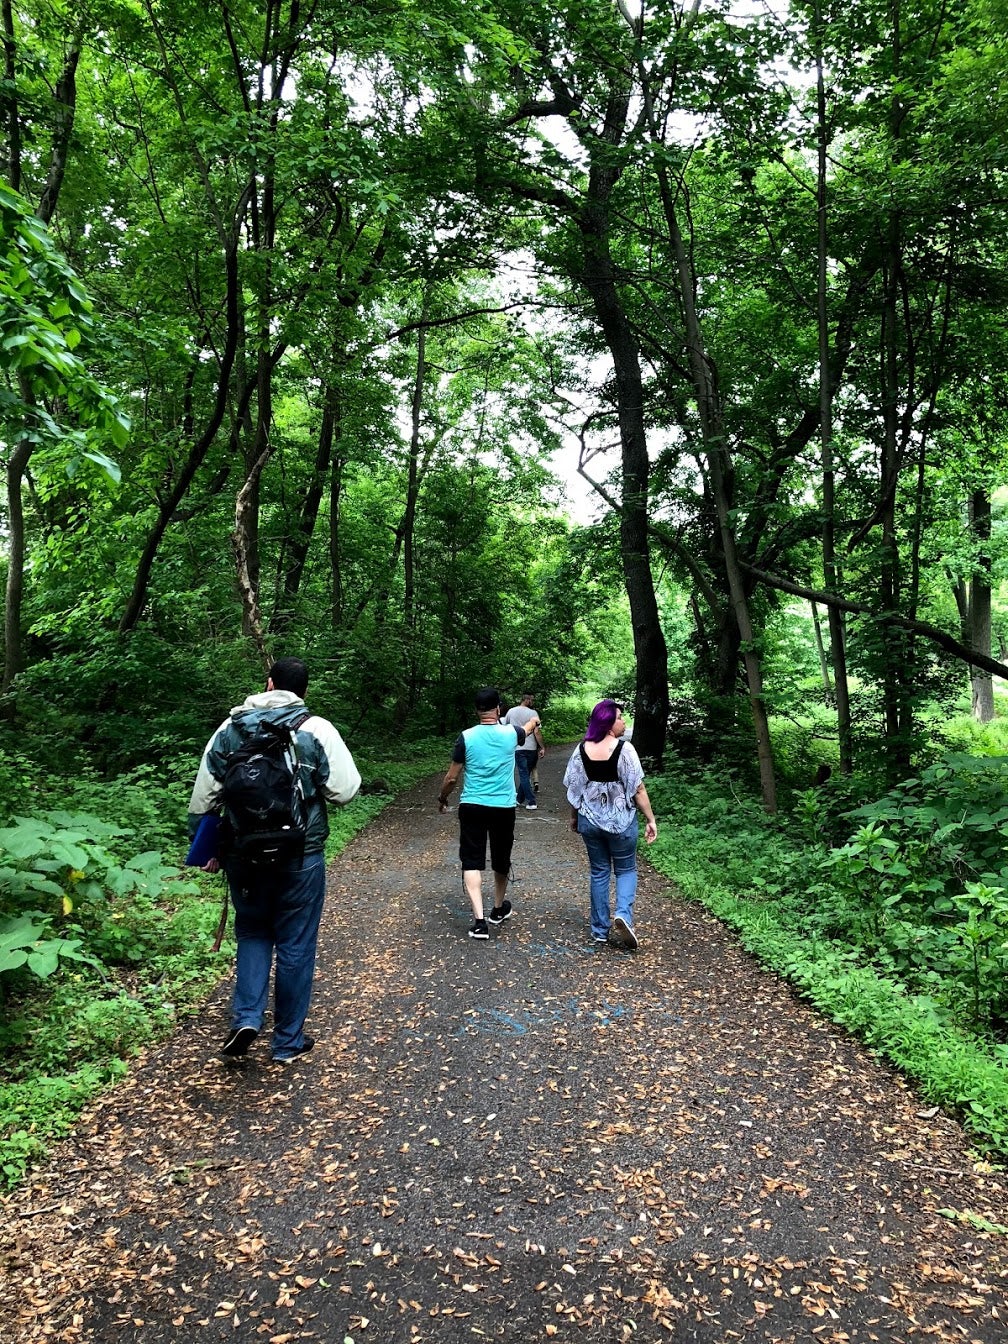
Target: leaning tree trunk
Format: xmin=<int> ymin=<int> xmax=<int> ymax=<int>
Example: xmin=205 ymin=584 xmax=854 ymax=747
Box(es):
xmin=119 ymin=188 xmax=250 ymax=631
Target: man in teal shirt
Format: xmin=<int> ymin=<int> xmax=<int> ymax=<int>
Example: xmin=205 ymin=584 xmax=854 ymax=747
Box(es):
xmin=438 ymin=687 xmax=540 ymax=939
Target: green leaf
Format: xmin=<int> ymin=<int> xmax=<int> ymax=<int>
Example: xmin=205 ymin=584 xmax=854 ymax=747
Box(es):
xmin=81 ymin=449 xmax=122 ymax=484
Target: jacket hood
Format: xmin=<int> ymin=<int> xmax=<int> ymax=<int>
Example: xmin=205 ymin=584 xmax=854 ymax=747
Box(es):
xmin=229 ymin=689 xmax=307 ymax=727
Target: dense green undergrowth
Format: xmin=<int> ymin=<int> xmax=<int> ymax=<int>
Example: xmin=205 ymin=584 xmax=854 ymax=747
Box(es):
xmin=0 ymin=740 xmax=445 ymax=1189
xmin=6 ymin=708 xmax=1008 ymax=1186
xmin=647 ymin=750 xmax=1008 ymax=1162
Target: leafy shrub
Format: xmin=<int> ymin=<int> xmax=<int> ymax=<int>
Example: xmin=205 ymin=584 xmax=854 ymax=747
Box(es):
xmin=0 ymin=738 xmax=446 ymax=1189
xmin=0 ymin=811 xmax=201 ymax=974
xmin=0 ymin=913 xmax=94 ymax=980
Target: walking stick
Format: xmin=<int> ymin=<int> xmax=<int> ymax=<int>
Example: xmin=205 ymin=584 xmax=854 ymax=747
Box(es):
xmin=211 ymin=879 xmax=229 ymax=952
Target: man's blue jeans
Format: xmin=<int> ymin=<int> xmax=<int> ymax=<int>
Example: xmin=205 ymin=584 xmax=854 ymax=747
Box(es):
xmin=226 ymin=850 xmax=326 ymax=1058
xmin=577 ymin=815 xmax=639 ymax=940
xmin=515 ymin=750 xmax=537 ymax=805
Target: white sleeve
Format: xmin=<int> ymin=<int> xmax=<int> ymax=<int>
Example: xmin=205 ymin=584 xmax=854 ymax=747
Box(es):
xmin=187 ymin=718 xmax=230 ymax=814
xmin=308 ymin=717 xmax=362 ymax=805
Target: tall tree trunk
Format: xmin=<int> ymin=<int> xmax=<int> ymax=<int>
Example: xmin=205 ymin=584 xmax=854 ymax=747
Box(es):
xmin=330 ymin=453 xmax=345 ymax=629
xmin=232 ymin=442 xmax=272 ymax=670
xmin=403 ymin=325 xmax=425 ymax=647
xmin=659 ymin=193 xmax=775 ymax=801
xmin=879 ymin=243 xmax=909 ymax=773
xmin=236 ymin=282 xmax=275 ymax=633
xmin=391 ymin=323 xmax=428 ymax=731
xmin=623 ymin=10 xmax=773 ymax=802
xmin=36 ymin=44 xmax=80 ymax=225
xmin=969 ymin=489 xmax=994 ymax=721
xmin=814 ymin=2 xmax=852 ymax=771
xmin=2 ymin=32 xmax=80 ymax=694
xmin=273 ymin=382 xmax=340 ymax=633
xmin=504 ymin=40 xmax=669 ymax=762
xmin=577 ymin=217 xmax=669 ymax=763
xmin=2 ymin=0 xmax=20 ymax=192
xmin=810 ymin=601 xmax=834 ymax=705
xmin=876 ymin=3 xmax=916 ymax=777
xmin=2 ymin=437 xmax=31 ymax=693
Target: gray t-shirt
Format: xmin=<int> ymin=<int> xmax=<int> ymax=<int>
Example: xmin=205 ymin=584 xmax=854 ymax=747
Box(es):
xmin=503 ymin=705 xmax=539 ymax=753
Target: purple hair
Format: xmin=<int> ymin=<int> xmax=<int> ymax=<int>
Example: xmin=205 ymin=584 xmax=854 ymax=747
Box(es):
xmin=585 ymin=699 xmax=621 ymax=742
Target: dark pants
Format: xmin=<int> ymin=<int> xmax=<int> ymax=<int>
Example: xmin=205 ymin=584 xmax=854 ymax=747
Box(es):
xmin=227 ymin=850 xmax=326 ymax=1059
xmin=458 ymin=802 xmax=516 ymax=873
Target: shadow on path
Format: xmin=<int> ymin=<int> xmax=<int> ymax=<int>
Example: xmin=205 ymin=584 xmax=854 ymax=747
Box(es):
xmin=2 ymin=747 xmax=1006 ymax=1341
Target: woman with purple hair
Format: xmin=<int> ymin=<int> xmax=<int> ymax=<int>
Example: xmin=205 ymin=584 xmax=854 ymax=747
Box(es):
xmin=563 ymin=700 xmax=658 ymax=950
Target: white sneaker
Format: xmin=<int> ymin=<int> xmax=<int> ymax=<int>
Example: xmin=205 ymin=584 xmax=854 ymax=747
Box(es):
xmin=525 ymin=803 xmax=537 ymax=811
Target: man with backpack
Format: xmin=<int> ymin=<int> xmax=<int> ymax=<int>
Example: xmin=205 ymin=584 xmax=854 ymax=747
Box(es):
xmin=188 ymin=657 xmax=360 ymax=1064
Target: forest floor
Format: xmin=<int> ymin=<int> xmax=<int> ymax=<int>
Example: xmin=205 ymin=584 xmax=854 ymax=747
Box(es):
xmin=1 ymin=748 xmax=1007 ymax=1343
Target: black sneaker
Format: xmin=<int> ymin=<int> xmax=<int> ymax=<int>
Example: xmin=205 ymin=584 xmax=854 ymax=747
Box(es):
xmin=612 ymin=916 xmax=639 ymax=950
xmin=487 ymin=900 xmax=512 ymax=925
xmin=468 ymin=919 xmax=490 ymax=940
xmin=273 ymin=1035 xmax=315 ymax=1065
xmin=221 ymin=1025 xmax=258 ymax=1058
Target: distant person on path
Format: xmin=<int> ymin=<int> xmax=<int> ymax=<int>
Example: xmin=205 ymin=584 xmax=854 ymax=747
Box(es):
xmin=529 ymin=694 xmax=543 ymax=794
xmin=438 ymin=686 xmax=541 ymax=940
xmin=564 ymin=699 xmax=657 ymax=950
xmin=502 ymin=690 xmax=544 ymax=810
xmin=188 ymin=657 xmax=361 ymax=1063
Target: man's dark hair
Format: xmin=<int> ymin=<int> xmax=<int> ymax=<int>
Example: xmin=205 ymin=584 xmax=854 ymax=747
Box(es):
xmin=474 ymin=686 xmax=501 ymax=712
xmin=268 ymin=657 xmax=309 ymax=697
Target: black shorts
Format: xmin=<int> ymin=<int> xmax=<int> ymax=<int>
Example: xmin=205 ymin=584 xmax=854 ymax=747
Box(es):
xmin=458 ymin=803 xmax=516 ymax=873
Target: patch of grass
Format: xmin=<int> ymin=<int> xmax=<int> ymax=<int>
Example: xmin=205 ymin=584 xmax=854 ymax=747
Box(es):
xmin=646 ymin=763 xmax=1008 ymax=1161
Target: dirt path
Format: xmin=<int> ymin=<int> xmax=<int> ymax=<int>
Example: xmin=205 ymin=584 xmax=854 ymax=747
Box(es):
xmin=2 ymin=748 xmax=1006 ymax=1342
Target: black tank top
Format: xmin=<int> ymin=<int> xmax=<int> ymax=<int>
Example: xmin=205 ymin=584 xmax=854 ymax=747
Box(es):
xmin=579 ymin=738 xmax=625 ymax=782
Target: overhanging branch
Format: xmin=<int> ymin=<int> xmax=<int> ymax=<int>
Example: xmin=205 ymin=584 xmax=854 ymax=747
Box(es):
xmin=744 ymin=564 xmax=1008 ymax=682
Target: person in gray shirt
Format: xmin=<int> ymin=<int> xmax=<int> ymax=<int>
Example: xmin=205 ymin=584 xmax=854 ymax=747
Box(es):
xmin=503 ymin=691 xmax=543 ymax=810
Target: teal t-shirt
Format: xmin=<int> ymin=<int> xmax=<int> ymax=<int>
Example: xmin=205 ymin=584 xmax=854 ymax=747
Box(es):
xmin=454 ymin=723 xmax=527 ymax=807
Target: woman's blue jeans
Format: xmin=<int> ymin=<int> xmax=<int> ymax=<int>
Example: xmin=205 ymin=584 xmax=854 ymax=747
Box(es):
xmin=577 ymin=815 xmax=639 ymax=939
xmin=226 ymin=850 xmax=326 ymax=1058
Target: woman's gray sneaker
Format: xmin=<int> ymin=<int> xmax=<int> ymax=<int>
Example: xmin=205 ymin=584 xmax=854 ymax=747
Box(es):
xmin=612 ymin=916 xmax=638 ymax=950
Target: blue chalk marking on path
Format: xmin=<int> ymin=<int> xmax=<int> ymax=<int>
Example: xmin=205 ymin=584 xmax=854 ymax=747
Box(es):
xmin=525 ymin=940 xmax=580 ymax=960
xmin=457 ymin=998 xmax=629 ymax=1038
